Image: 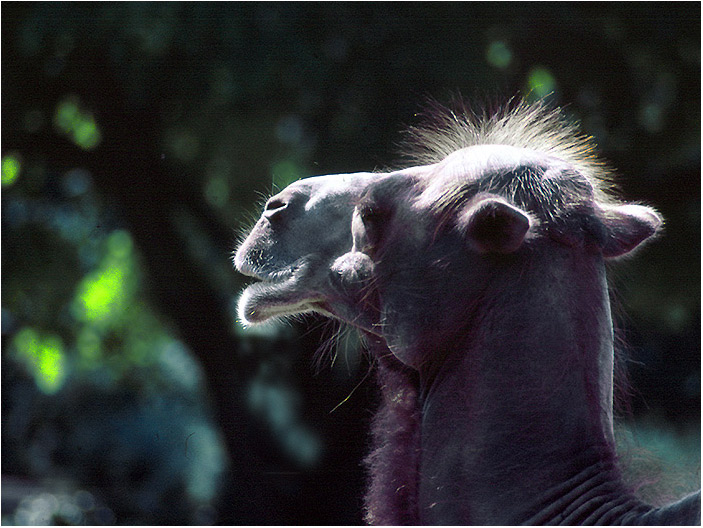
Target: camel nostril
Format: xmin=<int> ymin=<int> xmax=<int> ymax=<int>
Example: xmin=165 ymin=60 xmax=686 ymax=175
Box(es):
xmin=263 ymin=197 xmax=288 ymax=221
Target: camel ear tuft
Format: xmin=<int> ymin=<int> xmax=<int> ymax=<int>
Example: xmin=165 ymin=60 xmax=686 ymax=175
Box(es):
xmin=600 ymin=204 xmax=662 ymax=258
xmin=458 ymin=195 xmax=531 ymax=254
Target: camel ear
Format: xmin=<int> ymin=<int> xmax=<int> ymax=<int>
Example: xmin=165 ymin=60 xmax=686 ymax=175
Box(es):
xmin=600 ymin=204 xmax=662 ymax=258
xmin=458 ymin=195 xmax=531 ymax=254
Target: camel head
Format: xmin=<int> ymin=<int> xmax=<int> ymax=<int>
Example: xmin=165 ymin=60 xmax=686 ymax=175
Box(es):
xmin=235 ymin=106 xmax=661 ymax=370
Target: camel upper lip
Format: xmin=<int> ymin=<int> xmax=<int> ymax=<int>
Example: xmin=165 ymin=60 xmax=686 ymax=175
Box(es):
xmin=235 ymin=257 xmax=298 ymax=284
xmin=256 ymin=268 xmax=296 ymax=283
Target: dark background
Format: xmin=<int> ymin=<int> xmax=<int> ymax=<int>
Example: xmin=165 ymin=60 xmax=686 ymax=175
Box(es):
xmin=2 ymin=2 xmax=700 ymax=525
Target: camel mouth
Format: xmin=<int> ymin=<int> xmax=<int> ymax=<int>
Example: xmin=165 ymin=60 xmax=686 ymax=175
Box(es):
xmin=234 ymin=253 xmax=297 ymax=283
xmin=236 ymin=260 xmax=325 ymax=325
xmin=244 ymin=268 xmax=295 ymax=286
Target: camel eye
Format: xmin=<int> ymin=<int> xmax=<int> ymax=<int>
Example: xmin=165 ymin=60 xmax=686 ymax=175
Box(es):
xmin=356 ymin=203 xmax=387 ymax=252
xmin=359 ymin=205 xmax=381 ymax=225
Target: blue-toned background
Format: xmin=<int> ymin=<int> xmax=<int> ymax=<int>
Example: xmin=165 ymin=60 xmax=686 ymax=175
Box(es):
xmin=2 ymin=3 xmax=699 ymax=524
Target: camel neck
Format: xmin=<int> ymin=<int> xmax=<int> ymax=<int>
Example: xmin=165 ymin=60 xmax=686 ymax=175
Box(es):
xmin=415 ymin=247 xmax=628 ymax=524
xmin=363 ymin=245 xmax=699 ymax=525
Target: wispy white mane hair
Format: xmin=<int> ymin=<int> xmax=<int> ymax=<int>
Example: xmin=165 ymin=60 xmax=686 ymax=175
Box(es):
xmin=400 ymin=98 xmax=619 ymax=206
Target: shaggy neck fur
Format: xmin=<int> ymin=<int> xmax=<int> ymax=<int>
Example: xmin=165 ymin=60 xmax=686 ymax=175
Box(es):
xmin=363 ymin=243 xmax=699 ymax=525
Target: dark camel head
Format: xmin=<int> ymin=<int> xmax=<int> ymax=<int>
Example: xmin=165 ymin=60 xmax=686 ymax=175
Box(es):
xmin=235 ymin=103 xmax=661 ymax=369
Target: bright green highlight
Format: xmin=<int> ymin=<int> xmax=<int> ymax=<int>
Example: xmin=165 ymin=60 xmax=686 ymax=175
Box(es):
xmin=527 ymin=67 xmax=557 ymax=99
xmin=13 ymin=327 xmax=67 ymax=394
xmin=2 ymin=154 xmax=21 ymax=186
xmin=54 ymin=98 xmax=102 ymax=150
xmin=73 ymin=116 xmax=101 ymax=150
xmin=77 ymin=265 xmax=126 ymax=322
xmin=486 ymin=41 xmax=512 ymax=69
xmin=72 ymin=230 xmax=134 ymax=325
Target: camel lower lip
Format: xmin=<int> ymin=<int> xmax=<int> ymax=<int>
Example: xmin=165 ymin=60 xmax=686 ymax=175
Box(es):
xmin=237 ymin=281 xmax=323 ymax=325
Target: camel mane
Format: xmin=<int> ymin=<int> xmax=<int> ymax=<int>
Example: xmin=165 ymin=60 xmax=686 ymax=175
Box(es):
xmin=400 ymin=97 xmax=619 ymax=206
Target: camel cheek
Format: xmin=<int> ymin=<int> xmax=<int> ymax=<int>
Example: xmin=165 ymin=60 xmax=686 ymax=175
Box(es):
xmin=329 ymin=251 xmax=376 ymax=302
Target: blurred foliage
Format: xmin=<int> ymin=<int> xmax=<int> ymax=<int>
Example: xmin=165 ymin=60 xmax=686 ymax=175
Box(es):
xmin=12 ymin=327 xmax=67 ymax=395
xmin=2 ymin=2 xmax=700 ymax=525
xmin=2 ymin=153 xmax=21 ymax=187
xmin=53 ymin=97 xmax=101 ymax=151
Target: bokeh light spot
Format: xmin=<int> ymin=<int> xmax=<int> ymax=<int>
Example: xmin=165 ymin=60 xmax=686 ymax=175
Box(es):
xmin=283 ymin=426 xmax=322 ymax=467
xmin=639 ymin=103 xmax=664 ymax=134
xmin=527 ymin=66 xmax=557 ymax=99
xmin=271 ymin=160 xmax=302 ymax=189
xmin=77 ymin=266 xmax=126 ymax=322
xmin=107 ymin=229 xmax=133 ymax=259
xmin=2 ymin=153 xmax=22 ymax=187
xmin=275 ymin=115 xmax=304 ymax=145
xmin=204 ymin=176 xmax=230 ymax=208
xmin=54 ymin=97 xmax=101 ymax=151
xmin=54 ymin=99 xmax=80 ymax=132
xmin=62 ymin=168 xmax=92 ymax=197
xmin=166 ymin=128 xmax=200 ymax=162
xmin=665 ymin=302 xmax=689 ymax=333
xmin=486 ymin=40 xmax=512 ymax=69
xmin=73 ymin=117 xmax=101 ymax=150
xmin=13 ymin=327 xmax=68 ymax=394
xmin=72 ymin=230 xmax=135 ymax=325
xmin=247 ymin=376 xmax=322 ymax=467
xmin=37 ymin=337 xmax=66 ymax=393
